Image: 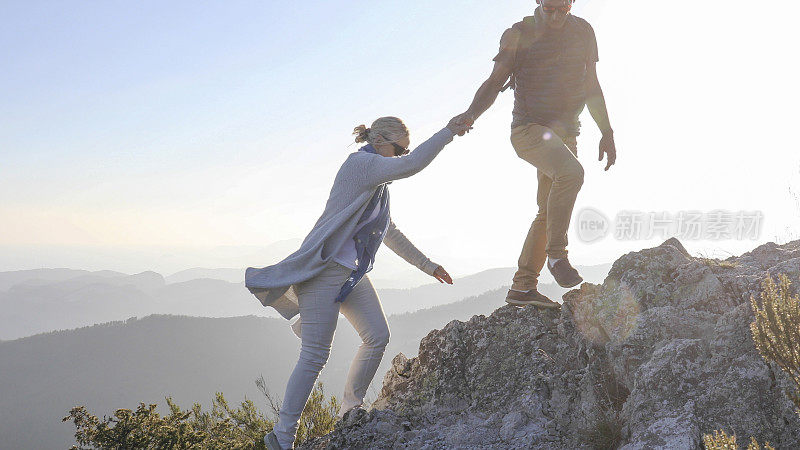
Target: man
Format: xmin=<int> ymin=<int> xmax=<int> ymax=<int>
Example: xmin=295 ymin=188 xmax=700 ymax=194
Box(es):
xmin=456 ymin=0 xmax=616 ymax=308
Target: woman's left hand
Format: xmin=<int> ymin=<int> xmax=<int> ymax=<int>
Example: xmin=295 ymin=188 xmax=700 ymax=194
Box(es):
xmin=433 ymin=266 xmax=453 ymax=285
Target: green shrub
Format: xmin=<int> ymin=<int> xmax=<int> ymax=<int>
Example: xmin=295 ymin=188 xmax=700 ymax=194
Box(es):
xmin=63 ymin=380 xmax=339 ymax=449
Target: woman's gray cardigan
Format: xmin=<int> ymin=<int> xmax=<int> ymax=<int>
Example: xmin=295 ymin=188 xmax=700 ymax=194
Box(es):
xmin=245 ymin=127 xmax=455 ymax=324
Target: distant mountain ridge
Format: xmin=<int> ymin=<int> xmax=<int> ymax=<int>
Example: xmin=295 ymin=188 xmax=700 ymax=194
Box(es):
xmin=0 ymin=239 xmax=303 ymax=278
xmin=0 ymin=270 xmax=269 ymax=340
xmin=0 ymin=268 xmax=125 ymax=291
xmin=0 ymin=263 xmax=611 ymax=340
xmin=379 ymin=264 xmax=612 ymax=315
xmin=165 ymin=267 xmax=247 ymax=284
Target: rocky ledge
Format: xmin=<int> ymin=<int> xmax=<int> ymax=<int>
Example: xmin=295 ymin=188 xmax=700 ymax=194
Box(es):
xmin=301 ymin=238 xmax=800 ymax=449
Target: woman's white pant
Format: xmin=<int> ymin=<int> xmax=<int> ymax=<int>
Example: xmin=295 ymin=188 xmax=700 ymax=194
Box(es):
xmin=273 ymin=262 xmax=390 ymax=449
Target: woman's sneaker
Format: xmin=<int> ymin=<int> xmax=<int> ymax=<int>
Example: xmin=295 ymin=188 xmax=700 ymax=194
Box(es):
xmin=547 ymin=257 xmax=584 ymax=288
xmin=340 ymin=405 xmax=368 ymax=425
xmin=264 ymin=431 xmax=292 ymax=450
xmin=505 ymin=289 xmax=560 ymax=309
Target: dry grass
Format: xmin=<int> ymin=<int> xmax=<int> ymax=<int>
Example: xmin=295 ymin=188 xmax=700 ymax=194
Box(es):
xmin=703 ymin=430 xmax=775 ymax=450
xmin=749 ymin=273 xmax=800 ymax=412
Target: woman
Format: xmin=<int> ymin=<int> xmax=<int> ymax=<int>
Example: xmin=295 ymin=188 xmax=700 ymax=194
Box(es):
xmin=245 ymin=115 xmax=472 ymax=450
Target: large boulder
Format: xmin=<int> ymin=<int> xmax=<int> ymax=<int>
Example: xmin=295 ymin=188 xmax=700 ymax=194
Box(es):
xmin=301 ymin=238 xmax=800 ymax=449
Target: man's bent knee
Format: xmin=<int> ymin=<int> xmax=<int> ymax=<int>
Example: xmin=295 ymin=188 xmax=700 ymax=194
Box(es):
xmin=556 ymin=160 xmax=584 ymax=187
xmin=574 ymin=163 xmax=585 ymax=187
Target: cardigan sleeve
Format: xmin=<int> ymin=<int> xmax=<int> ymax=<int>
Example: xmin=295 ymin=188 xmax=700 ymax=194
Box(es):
xmin=382 ymin=220 xmax=440 ymax=276
xmin=362 ymin=128 xmax=454 ymax=186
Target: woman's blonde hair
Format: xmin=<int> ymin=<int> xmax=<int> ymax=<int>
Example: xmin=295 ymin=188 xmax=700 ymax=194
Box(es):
xmin=353 ymin=117 xmax=409 ymax=145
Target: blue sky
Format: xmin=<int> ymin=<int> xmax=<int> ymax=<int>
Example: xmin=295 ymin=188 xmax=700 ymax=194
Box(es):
xmin=2 ymin=0 xmax=799 ymax=277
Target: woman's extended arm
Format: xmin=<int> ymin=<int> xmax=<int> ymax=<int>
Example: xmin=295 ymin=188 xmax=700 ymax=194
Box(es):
xmin=382 ymin=220 xmax=440 ymax=276
xmin=363 ymin=128 xmax=454 ymax=186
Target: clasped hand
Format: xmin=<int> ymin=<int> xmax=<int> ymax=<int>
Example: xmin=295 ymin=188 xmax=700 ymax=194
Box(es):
xmin=447 ymin=113 xmax=475 ymax=136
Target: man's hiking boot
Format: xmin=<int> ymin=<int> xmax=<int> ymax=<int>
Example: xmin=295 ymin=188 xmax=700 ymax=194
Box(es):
xmin=264 ymin=431 xmax=292 ymax=450
xmin=506 ymin=289 xmax=560 ymax=309
xmin=548 ymin=257 xmax=584 ymax=288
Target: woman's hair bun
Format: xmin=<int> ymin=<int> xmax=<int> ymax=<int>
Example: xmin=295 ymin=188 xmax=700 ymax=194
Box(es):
xmin=353 ymin=125 xmax=370 ymax=144
xmin=353 ymin=117 xmax=406 ymax=145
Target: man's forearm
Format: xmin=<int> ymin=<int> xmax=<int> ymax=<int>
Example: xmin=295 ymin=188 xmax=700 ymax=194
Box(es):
xmin=586 ymin=86 xmax=612 ymax=134
xmin=465 ymin=79 xmax=505 ymax=120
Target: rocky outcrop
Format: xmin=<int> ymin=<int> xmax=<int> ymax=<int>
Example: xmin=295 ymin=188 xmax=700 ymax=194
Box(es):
xmin=301 ymin=238 xmax=800 ymax=449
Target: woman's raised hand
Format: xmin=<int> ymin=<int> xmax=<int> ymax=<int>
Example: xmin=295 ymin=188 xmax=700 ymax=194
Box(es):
xmin=433 ymin=266 xmax=453 ymax=285
xmin=447 ymin=114 xmax=474 ymax=137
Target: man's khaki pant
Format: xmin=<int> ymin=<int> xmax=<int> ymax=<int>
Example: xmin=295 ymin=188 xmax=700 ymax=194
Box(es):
xmin=510 ymin=123 xmax=584 ymax=291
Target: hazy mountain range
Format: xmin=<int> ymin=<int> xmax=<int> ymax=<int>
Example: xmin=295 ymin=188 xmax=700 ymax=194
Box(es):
xmin=0 ymin=239 xmax=303 ymax=281
xmin=378 ymin=263 xmax=612 ymax=315
xmin=0 ymin=269 xmax=266 ymax=341
xmin=0 ymin=264 xmax=611 ymax=341
xmin=0 ymin=240 xmax=464 ymax=290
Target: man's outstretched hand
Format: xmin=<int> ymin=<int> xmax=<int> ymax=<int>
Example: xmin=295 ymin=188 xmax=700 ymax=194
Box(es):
xmin=433 ymin=266 xmax=453 ymax=285
xmin=599 ymin=131 xmax=617 ymax=171
xmin=447 ymin=113 xmax=475 ymax=137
